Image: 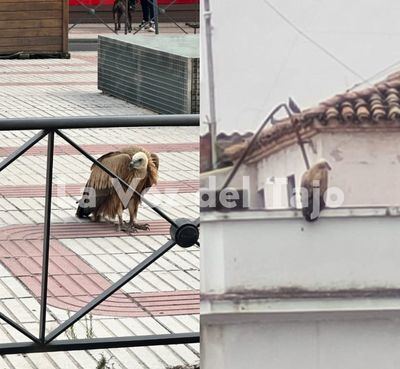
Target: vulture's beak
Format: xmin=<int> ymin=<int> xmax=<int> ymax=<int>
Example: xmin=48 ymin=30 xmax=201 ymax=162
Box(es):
xmin=129 ymin=157 xmax=143 ymax=169
xmin=326 ymin=163 xmax=332 ymax=170
xmin=129 ymin=159 xmax=138 ymax=169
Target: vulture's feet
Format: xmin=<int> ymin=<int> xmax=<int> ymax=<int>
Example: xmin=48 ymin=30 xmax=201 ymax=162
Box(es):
xmin=118 ymin=222 xmax=150 ymax=234
xmin=133 ymin=222 xmax=150 ymax=231
xmin=118 ymin=222 xmax=138 ymax=234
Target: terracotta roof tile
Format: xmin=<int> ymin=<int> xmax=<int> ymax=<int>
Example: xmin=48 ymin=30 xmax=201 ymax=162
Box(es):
xmin=219 ymin=72 xmax=400 ymax=164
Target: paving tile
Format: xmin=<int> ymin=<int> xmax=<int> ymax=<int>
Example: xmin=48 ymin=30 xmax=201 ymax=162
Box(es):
xmin=0 ymin=355 xmax=13 ymax=369
xmin=0 ymin=48 xmax=199 ymax=369
xmin=5 ymin=354 xmax=35 ymax=369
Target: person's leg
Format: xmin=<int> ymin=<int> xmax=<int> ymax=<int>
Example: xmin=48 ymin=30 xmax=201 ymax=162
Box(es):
xmin=140 ymin=0 xmax=149 ymax=21
xmin=148 ymin=0 xmax=154 ymax=21
xmin=146 ymin=0 xmax=155 ymax=31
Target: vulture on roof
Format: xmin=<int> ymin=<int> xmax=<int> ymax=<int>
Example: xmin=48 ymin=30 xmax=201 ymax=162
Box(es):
xmin=301 ymin=159 xmax=331 ymax=222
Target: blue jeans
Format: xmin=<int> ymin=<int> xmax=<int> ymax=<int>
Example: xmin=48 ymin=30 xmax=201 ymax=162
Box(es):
xmin=140 ymin=0 xmax=154 ymax=22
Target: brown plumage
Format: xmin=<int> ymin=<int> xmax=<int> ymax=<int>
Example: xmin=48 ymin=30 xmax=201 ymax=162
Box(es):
xmin=119 ymin=146 xmax=159 ymax=231
xmin=301 ymin=159 xmax=331 ymax=222
xmin=76 ymin=145 xmax=159 ymax=232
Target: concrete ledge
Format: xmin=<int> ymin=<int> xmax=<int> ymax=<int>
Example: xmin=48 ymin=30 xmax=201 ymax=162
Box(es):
xmin=201 ymin=297 xmax=400 ymax=323
xmin=201 ymin=207 xmax=400 ymax=294
xmin=201 ymin=206 xmax=400 ymax=222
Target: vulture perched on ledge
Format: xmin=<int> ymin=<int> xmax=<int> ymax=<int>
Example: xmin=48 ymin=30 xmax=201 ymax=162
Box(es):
xmin=301 ymin=159 xmax=331 ymax=222
xmin=76 ymin=146 xmax=159 ymax=232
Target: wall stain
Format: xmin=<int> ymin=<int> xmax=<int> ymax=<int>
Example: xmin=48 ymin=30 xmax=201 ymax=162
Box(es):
xmin=330 ymin=148 xmax=343 ymax=161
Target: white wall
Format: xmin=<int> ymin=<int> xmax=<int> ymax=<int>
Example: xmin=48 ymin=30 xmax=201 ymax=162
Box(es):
xmin=256 ymin=131 xmax=400 ymax=209
xmin=201 ymin=211 xmax=400 ymax=293
xmin=257 ymin=139 xmax=320 ymax=208
xmin=201 ymin=211 xmax=400 ymax=369
xmin=202 ymin=319 xmax=400 ymax=369
xmin=200 ymin=163 xmax=260 ymax=208
xmin=321 ymin=131 xmax=400 ymax=206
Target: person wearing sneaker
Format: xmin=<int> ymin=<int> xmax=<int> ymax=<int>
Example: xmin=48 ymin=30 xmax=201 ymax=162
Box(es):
xmin=138 ymin=0 xmax=156 ymax=32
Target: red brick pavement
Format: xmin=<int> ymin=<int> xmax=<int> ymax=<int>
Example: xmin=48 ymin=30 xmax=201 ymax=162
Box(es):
xmin=0 ymin=142 xmax=199 ymax=157
xmin=0 ymin=221 xmax=171 ymax=241
xmin=0 ymin=63 xmax=91 ymax=68
xmin=0 ymin=71 xmax=96 ymax=76
xmin=0 ymin=223 xmax=199 ymax=317
xmin=0 ymin=179 xmax=199 ymax=198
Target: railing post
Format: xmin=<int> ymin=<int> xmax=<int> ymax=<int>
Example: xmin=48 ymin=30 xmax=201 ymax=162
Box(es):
xmin=39 ymin=130 xmax=54 ymax=343
xmin=153 ymin=0 xmax=159 ymax=34
xmin=0 ymin=115 xmax=200 ymax=354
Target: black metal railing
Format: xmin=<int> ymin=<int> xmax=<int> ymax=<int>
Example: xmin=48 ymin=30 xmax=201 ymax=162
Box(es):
xmin=0 ymin=114 xmax=200 ymax=355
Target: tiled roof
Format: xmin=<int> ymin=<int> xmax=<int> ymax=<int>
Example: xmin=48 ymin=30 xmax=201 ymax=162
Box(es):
xmin=221 ymin=71 xmax=400 ymax=164
xmin=296 ymin=71 xmax=400 ymax=124
xmin=200 ymin=131 xmax=253 ymax=172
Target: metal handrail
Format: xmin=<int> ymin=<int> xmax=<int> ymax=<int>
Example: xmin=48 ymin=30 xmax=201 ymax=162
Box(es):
xmin=0 ymin=114 xmax=200 ymax=354
xmin=0 ymin=114 xmax=199 ymax=131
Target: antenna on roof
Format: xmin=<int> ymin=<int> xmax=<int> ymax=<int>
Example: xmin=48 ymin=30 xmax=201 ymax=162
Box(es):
xmin=221 ymin=102 xmax=289 ymax=190
xmin=221 ymin=97 xmax=310 ymax=191
xmin=288 ymin=97 xmax=301 ymax=114
xmin=203 ymin=0 xmax=218 ymax=170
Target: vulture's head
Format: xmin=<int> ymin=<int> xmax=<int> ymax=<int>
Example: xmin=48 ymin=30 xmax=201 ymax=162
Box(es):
xmin=315 ymin=159 xmax=331 ymax=171
xmin=129 ymin=152 xmax=149 ymax=171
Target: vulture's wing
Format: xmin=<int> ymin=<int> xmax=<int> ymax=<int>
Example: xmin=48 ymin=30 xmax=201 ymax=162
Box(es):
xmin=145 ymin=153 xmax=159 ymax=189
xmin=126 ymin=152 xmax=159 ymax=221
xmin=76 ymin=152 xmax=131 ymax=218
xmin=88 ymin=152 xmax=132 ymax=190
xmin=300 ymin=171 xmax=313 ymax=210
xmin=300 ymin=170 xmax=316 ymax=221
xmin=318 ymin=170 xmax=328 ymax=210
xmin=90 ymin=151 xmax=120 ymax=170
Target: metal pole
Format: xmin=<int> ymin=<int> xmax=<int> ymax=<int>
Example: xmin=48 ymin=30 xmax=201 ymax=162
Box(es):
xmin=0 ymin=333 xmax=200 ymax=355
xmin=0 ymin=312 xmax=40 ymax=344
xmin=0 ymin=130 xmax=48 ymax=172
xmin=39 ymin=131 xmax=54 ymax=343
xmin=203 ymin=0 xmax=218 ymax=169
xmin=221 ymin=103 xmax=287 ymax=190
xmin=280 ymin=104 xmax=310 ymax=170
xmin=124 ymin=0 xmax=128 ymax=34
xmin=45 ymin=239 xmax=176 ymax=343
xmin=153 ymin=0 xmax=159 ymax=34
xmin=294 ymin=129 xmax=310 ymax=170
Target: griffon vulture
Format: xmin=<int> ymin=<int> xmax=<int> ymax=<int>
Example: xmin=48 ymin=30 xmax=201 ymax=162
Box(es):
xmin=76 ymin=146 xmax=159 ymax=232
xmin=301 ymin=159 xmax=331 ymax=222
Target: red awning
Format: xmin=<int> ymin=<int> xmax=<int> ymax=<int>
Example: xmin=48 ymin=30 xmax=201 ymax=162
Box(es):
xmin=70 ymin=0 xmax=198 ymax=6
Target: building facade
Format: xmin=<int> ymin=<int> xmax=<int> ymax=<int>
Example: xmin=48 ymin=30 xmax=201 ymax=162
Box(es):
xmin=201 ymin=73 xmax=400 ymax=369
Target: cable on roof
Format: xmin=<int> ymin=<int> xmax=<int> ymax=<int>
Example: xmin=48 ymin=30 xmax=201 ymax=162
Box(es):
xmin=262 ymin=0 xmax=389 ymax=101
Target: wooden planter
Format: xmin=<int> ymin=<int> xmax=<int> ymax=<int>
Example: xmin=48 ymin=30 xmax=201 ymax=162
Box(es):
xmin=0 ymin=0 xmax=69 ymax=57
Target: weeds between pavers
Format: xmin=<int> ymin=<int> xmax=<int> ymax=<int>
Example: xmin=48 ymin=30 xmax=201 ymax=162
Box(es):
xmin=66 ymin=312 xmax=115 ymax=368
xmin=66 ymin=311 xmax=199 ymax=369
xmin=96 ymin=353 xmax=115 ymax=369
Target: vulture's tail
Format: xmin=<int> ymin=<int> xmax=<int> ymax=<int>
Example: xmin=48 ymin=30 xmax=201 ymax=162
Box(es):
xmin=301 ymin=194 xmax=325 ymax=222
xmin=76 ymin=203 xmax=93 ymax=218
xmin=75 ymin=186 xmax=94 ymax=218
xmin=302 ymin=211 xmax=319 ymax=222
